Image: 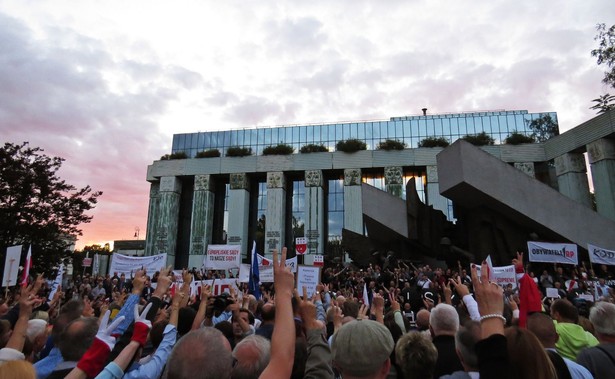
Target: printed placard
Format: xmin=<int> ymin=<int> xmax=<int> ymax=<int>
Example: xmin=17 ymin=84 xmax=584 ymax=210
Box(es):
xmin=204 ymin=245 xmax=242 ymax=270
xmin=527 ymin=241 xmax=578 ymax=265
xmin=297 ymin=265 xmax=321 ymax=298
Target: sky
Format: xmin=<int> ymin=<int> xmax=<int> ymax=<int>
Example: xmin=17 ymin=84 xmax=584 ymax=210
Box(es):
xmin=1 ymin=0 xmax=614 ymax=250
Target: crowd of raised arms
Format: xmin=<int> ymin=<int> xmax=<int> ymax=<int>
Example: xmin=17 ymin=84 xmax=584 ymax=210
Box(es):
xmin=0 ymin=249 xmax=614 ymax=379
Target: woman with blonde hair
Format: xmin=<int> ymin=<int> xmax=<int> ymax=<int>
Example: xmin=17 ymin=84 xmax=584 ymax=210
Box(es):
xmin=504 ymin=326 xmax=557 ymax=379
xmin=0 ymin=360 xmax=36 ymax=379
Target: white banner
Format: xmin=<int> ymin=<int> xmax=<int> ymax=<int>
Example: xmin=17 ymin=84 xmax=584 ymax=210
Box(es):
xmin=48 ymin=264 xmax=64 ymax=301
xmin=93 ymin=254 xmax=100 ymax=276
xmin=588 ymin=244 xmax=615 ymax=266
xmin=475 ymin=264 xmax=518 ymax=289
xmin=527 ymin=241 xmax=578 ymax=265
xmin=204 ymin=245 xmax=242 ymax=270
xmin=297 ymin=265 xmax=321 ymax=298
xmin=109 ymin=253 xmax=167 ymax=276
xmin=2 ymin=245 xmax=22 ymax=287
xmin=190 ymin=278 xmax=240 ymax=297
xmin=238 ymin=256 xmax=298 ymax=283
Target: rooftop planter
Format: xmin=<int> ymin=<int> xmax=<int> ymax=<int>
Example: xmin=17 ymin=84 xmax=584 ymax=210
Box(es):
xmin=418 ymin=137 xmax=450 ymax=148
xmin=262 ymin=144 xmax=294 ymax=155
xmin=376 ymin=139 xmax=406 ymax=151
xmin=300 ymin=144 xmax=329 ymax=153
xmin=504 ymin=131 xmax=535 ymax=145
xmin=336 ymin=138 xmax=367 ymax=153
xmin=226 ymin=146 xmax=252 ymax=157
xmin=160 ymin=152 xmax=188 ymax=160
xmin=195 ymin=149 xmax=221 ymax=158
xmin=461 ymin=132 xmax=495 ymax=146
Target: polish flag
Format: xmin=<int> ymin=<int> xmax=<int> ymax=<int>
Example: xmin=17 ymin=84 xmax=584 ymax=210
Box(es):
xmin=21 ymin=247 xmax=32 ymax=287
xmin=257 ymin=254 xmax=271 ymax=266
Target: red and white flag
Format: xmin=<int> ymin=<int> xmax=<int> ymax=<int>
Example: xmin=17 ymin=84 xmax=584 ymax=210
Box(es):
xmin=21 ymin=246 xmax=32 ymax=287
xmin=313 ymin=255 xmax=324 ymax=267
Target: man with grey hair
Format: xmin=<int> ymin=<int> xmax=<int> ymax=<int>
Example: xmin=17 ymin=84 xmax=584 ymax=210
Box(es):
xmin=232 ymin=335 xmax=271 ymax=379
xmin=577 ymin=301 xmax=615 ymax=379
xmin=441 ymin=321 xmax=481 ymax=379
xmin=429 ymin=303 xmax=463 ymax=378
xmin=166 ymin=327 xmax=233 ymax=379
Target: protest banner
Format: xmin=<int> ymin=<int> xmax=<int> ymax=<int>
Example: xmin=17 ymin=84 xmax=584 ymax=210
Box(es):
xmin=474 ymin=264 xmax=518 ymax=289
xmin=108 ymin=253 xmax=167 ymax=276
xmin=204 ymin=245 xmax=242 ymax=270
xmin=238 ymin=255 xmax=297 ymax=283
xmin=527 ymin=241 xmax=578 ymax=265
xmin=190 ymin=278 xmax=240 ymax=297
xmin=2 ymin=245 xmax=22 ymax=287
xmin=588 ymin=244 xmax=615 ymax=266
xmin=297 ymin=265 xmax=321 ymax=298
xmin=546 ymin=288 xmax=560 ymax=298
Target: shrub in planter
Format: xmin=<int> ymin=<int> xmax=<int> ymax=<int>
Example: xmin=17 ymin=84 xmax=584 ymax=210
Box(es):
xmin=226 ymin=146 xmax=252 ymax=157
xmin=262 ymin=144 xmax=294 ymax=155
xmin=300 ymin=144 xmax=329 ymax=153
xmin=160 ymin=151 xmax=188 ymax=160
xmin=336 ymin=139 xmax=367 ymax=153
xmin=376 ymin=139 xmax=406 ymax=151
xmin=418 ymin=137 xmax=450 ymax=148
xmin=461 ymin=132 xmax=495 ymax=146
xmin=195 ymin=149 xmax=221 ymax=158
xmin=504 ymin=131 xmax=535 ymax=145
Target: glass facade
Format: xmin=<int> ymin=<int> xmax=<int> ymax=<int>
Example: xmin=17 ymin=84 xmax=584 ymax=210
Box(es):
xmin=171 ymin=110 xmax=558 ymax=157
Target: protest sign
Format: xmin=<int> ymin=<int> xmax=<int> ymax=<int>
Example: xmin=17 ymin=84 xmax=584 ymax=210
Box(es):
xmin=2 ymin=245 xmax=22 ymax=287
xmin=527 ymin=241 xmax=578 ymax=265
xmin=204 ymin=245 xmax=242 ymax=270
xmin=190 ymin=278 xmax=240 ymax=297
xmin=108 ymin=253 xmax=167 ymax=276
xmin=588 ymin=244 xmax=615 ymax=266
xmin=546 ymin=288 xmax=560 ymax=298
xmin=297 ymin=265 xmax=321 ymax=298
xmin=48 ymin=264 xmax=64 ymax=301
xmin=474 ymin=264 xmax=518 ymax=289
xmin=238 ymin=255 xmax=297 ymax=283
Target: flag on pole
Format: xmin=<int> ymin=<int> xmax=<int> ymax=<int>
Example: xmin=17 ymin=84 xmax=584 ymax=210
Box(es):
xmin=21 ymin=246 xmax=32 ymax=287
xmin=249 ymin=241 xmax=261 ymax=299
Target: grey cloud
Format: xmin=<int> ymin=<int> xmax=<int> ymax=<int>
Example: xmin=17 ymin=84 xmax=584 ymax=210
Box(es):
xmin=225 ymin=96 xmax=282 ymax=126
xmin=264 ymin=16 xmax=327 ymax=54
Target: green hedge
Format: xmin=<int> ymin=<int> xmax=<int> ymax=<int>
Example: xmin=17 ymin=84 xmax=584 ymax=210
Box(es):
xmin=461 ymin=132 xmax=495 ymax=146
xmin=226 ymin=146 xmax=252 ymax=157
xmin=300 ymin=144 xmax=329 ymax=153
xmin=376 ymin=139 xmax=406 ymax=151
xmin=195 ymin=149 xmax=221 ymax=158
xmin=418 ymin=137 xmax=450 ymax=148
xmin=262 ymin=144 xmax=294 ymax=155
xmin=336 ymin=139 xmax=367 ymax=153
xmin=504 ymin=131 xmax=535 ymax=145
xmin=160 ymin=152 xmax=188 ymax=160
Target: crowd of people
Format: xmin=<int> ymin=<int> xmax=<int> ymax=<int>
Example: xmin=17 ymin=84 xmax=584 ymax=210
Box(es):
xmin=0 ymin=249 xmax=614 ymax=379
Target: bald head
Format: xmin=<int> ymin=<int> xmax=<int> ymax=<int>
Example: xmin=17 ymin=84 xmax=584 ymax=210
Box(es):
xmin=416 ymin=309 xmax=430 ymax=331
xmin=167 ymin=328 xmax=233 ymax=379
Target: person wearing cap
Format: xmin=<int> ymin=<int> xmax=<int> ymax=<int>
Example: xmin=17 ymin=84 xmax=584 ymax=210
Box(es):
xmin=331 ymin=319 xmax=394 ymax=379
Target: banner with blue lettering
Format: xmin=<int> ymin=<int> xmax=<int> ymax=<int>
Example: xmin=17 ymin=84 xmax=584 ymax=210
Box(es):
xmin=588 ymin=244 xmax=615 ymax=266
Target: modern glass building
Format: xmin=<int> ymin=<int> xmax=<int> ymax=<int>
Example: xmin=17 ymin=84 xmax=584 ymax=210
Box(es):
xmin=146 ymin=109 xmax=567 ymax=269
xmin=172 ymin=110 xmax=557 ymax=157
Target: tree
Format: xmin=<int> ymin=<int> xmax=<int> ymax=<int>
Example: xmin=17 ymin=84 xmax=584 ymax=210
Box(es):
xmin=526 ymin=114 xmax=559 ymax=142
xmin=0 ymin=142 xmax=102 ymax=274
xmin=504 ymin=131 xmax=535 ymax=145
xmin=592 ymin=23 xmax=615 ymax=89
xmin=590 ymin=93 xmax=615 ymax=114
xmin=461 ymin=132 xmax=495 ymax=146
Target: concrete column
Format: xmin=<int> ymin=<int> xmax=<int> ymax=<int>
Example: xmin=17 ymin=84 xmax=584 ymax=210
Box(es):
xmin=427 ymin=165 xmax=449 ymax=215
xmin=189 ymin=175 xmax=215 ymax=269
xmin=588 ymin=139 xmax=615 ymax=221
xmin=554 ymin=153 xmax=592 ymax=208
xmin=344 ymin=168 xmax=363 ymax=234
xmin=228 ymin=173 xmax=250 ymax=260
xmin=514 ymin=162 xmax=536 ymax=178
xmin=156 ymin=176 xmax=182 ymax=267
xmin=265 ymin=172 xmax=286 ymax=258
xmin=144 ymin=182 xmax=159 ymax=256
xmin=384 ymin=166 xmax=404 ymax=198
xmin=304 ymin=170 xmax=324 ymax=265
